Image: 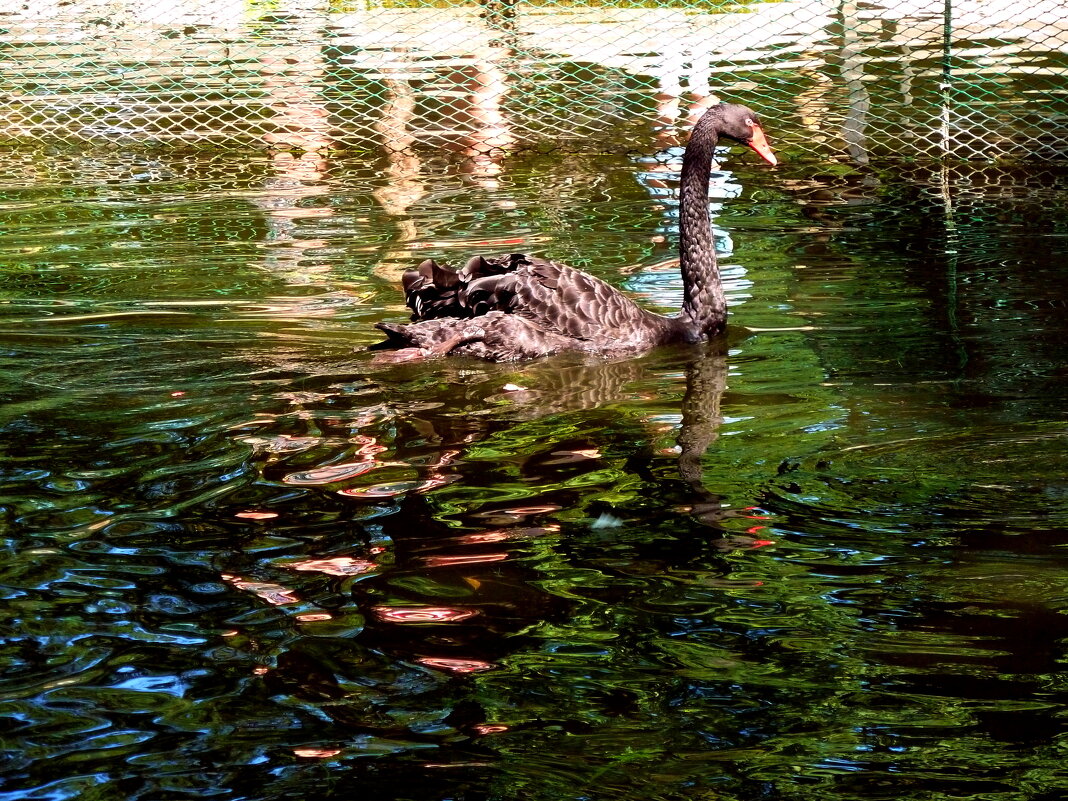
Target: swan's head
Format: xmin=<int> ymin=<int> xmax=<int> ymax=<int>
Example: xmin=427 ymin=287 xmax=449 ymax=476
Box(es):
xmin=717 ymin=104 xmax=778 ymax=166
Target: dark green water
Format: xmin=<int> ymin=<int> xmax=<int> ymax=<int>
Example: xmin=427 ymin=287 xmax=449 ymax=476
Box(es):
xmin=2 ymin=141 xmax=1068 ymax=801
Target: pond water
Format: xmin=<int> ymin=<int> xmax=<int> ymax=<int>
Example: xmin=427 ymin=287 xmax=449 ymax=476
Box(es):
xmin=2 ymin=133 xmax=1068 ymax=801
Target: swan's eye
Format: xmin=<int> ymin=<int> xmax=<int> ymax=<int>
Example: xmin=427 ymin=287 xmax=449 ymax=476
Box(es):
xmin=745 ymin=118 xmax=756 ymax=127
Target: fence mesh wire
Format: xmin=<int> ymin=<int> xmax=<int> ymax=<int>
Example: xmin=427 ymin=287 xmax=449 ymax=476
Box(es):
xmin=0 ymin=0 xmax=1066 ymax=161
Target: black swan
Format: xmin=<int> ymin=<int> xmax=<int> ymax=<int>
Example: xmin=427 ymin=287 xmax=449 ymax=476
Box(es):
xmin=374 ymin=103 xmax=776 ymax=362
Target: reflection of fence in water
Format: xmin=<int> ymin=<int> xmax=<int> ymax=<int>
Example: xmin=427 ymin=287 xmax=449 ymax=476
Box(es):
xmin=0 ymin=0 xmax=1065 ymax=160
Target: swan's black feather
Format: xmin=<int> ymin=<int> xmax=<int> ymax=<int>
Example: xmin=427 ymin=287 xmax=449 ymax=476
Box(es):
xmin=389 ymin=254 xmax=673 ymax=358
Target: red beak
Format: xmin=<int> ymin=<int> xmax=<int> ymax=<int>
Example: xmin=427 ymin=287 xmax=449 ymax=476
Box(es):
xmin=747 ymin=125 xmax=777 ymax=166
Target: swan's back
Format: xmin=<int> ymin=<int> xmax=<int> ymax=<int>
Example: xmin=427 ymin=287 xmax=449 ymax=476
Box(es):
xmin=401 ymin=253 xmax=674 ymax=350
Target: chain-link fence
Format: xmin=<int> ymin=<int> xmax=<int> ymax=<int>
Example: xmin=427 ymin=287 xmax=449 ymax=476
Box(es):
xmin=1 ymin=0 xmax=1065 ymax=161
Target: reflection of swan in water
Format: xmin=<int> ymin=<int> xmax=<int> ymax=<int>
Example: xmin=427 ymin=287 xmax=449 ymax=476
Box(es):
xmin=252 ymin=344 xmax=738 ymax=525
xmin=474 ymin=343 xmax=733 ymax=525
xmin=374 ymin=104 xmax=776 ymax=361
xmin=676 ymin=344 xmax=734 ymax=526
xmin=235 ymin=339 xmax=738 ymax=528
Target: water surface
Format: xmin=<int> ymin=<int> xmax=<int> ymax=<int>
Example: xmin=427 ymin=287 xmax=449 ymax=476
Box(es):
xmin=2 ymin=139 xmax=1068 ymax=800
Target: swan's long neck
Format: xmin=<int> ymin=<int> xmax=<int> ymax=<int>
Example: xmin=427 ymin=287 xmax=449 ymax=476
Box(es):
xmin=678 ymin=109 xmax=727 ymax=339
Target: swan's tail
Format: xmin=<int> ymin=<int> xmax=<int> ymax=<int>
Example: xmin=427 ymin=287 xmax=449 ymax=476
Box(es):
xmin=370 ymin=321 xmax=417 ymax=349
xmin=372 ymin=318 xmax=481 ymax=351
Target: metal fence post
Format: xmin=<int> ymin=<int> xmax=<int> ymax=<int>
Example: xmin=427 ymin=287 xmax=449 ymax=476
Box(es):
xmin=939 ymin=0 xmax=953 ymax=160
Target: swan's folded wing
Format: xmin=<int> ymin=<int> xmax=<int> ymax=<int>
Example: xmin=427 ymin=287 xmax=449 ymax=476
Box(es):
xmin=506 ymin=259 xmax=654 ymax=344
xmin=400 ymin=253 xmax=659 ymax=348
xmin=402 ymin=253 xmax=530 ymax=321
xmin=401 ymin=259 xmax=466 ymax=320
